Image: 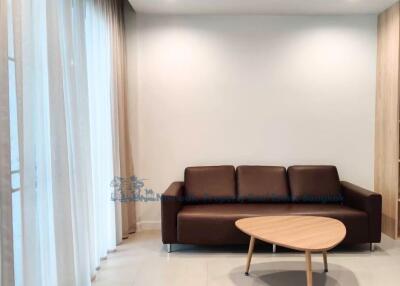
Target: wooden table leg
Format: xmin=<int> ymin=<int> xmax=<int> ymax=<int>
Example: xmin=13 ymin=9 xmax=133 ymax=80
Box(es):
xmin=323 ymin=251 xmax=328 ymax=272
xmin=305 ymin=251 xmax=313 ymax=286
xmin=245 ymin=236 xmax=255 ymax=275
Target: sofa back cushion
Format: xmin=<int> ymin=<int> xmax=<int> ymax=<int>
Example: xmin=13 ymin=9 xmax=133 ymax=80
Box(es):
xmin=237 ymin=166 xmax=290 ymax=202
xmin=184 ymin=166 xmax=236 ymax=202
xmin=288 ymin=165 xmax=343 ymax=203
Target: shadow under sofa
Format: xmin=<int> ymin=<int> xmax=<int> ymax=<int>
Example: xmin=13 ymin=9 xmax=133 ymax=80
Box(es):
xmin=161 ymin=165 xmax=382 ymax=252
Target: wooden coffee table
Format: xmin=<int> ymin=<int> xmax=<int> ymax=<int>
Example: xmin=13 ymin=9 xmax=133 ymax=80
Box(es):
xmin=235 ymin=216 xmax=346 ymax=286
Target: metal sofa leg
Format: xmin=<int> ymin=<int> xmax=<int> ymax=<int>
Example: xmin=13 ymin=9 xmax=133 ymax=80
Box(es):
xmin=272 ymin=244 xmax=276 ymax=253
xmin=167 ymin=244 xmax=172 ymax=253
xmin=370 ymin=243 xmax=375 ymax=252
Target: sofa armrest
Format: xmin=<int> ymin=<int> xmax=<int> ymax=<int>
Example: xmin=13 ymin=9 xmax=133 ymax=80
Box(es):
xmin=341 ymin=181 xmax=382 ymax=243
xmin=161 ymin=182 xmax=184 ymax=244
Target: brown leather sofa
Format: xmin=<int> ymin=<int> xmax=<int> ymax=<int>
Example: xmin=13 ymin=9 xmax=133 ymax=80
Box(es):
xmin=161 ymin=165 xmax=381 ymax=251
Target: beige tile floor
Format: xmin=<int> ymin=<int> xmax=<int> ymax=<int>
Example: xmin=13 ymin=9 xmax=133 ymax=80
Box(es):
xmin=92 ymin=230 xmax=400 ymax=286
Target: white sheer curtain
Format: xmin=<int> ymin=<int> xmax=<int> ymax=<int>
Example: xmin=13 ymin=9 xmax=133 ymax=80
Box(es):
xmin=86 ymin=0 xmax=136 ymax=240
xmin=85 ymin=0 xmax=121 ymax=273
xmin=0 ymin=0 xmax=127 ymax=285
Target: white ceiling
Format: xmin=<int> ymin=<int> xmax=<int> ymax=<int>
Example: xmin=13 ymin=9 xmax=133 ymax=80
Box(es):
xmin=128 ymin=0 xmax=398 ymax=15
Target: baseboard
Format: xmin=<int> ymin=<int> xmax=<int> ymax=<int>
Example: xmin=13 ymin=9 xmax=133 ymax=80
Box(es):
xmin=136 ymin=221 xmax=161 ymax=231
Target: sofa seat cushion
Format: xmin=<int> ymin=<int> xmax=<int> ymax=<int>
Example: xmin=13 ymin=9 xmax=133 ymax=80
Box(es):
xmin=184 ymin=166 xmax=236 ymax=202
xmin=237 ymin=166 xmax=290 ymax=202
xmin=288 ymin=166 xmax=343 ymax=203
xmin=177 ymin=204 xmax=368 ymax=245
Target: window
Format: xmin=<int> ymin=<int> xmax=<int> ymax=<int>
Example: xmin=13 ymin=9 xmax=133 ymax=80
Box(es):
xmin=8 ymin=0 xmax=22 ymax=285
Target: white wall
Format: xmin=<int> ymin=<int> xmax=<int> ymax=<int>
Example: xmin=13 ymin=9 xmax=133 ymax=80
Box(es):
xmin=125 ymin=14 xmax=377 ymax=227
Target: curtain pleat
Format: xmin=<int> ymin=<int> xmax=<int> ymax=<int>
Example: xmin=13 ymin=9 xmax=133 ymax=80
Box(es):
xmin=110 ymin=0 xmax=136 ymax=238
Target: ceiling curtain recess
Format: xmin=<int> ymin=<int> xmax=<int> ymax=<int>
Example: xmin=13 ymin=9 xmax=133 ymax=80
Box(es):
xmin=0 ymin=0 xmax=135 ymax=285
